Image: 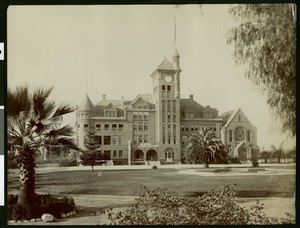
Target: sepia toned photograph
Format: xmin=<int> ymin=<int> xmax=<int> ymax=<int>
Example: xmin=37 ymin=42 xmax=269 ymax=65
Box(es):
xmin=6 ymin=4 xmax=296 ymax=225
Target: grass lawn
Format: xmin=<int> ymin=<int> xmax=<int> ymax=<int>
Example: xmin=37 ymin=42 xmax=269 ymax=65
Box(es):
xmin=8 ymin=167 xmax=295 ymax=198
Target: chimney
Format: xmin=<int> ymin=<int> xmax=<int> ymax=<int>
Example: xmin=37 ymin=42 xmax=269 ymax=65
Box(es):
xmin=189 ymin=94 xmax=194 ymax=100
xmin=121 ymin=96 xmax=124 ymax=104
xmin=102 ymin=94 xmax=106 ymax=100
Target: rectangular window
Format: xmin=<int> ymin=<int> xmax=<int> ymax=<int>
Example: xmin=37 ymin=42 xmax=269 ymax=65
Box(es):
xmin=144 ymin=135 xmax=148 ymax=143
xmin=77 ymin=124 xmax=80 ymax=128
xmin=191 ymin=125 xmax=194 ymax=131
xmin=133 ymin=135 xmax=138 ymax=145
xmin=113 ymin=135 xmax=118 ymax=145
xmin=186 ymin=126 xmax=189 ymax=131
xmin=229 ymin=130 xmax=233 ymax=142
xmin=138 ymin=122 xmax=143 ymax=131
xmin=104 ymin=136 xmax=111 ymax=145
xmin=112 ymin=124 xmax=117 ymax=131
xmin=118 ymin=124 xmax=123 ymax=131
xmin=133 ymin=122 xmax=138 ymax=131
xmin=144 ymin=122 xmax=149 ymax=131
xmin=138 ymin=113 xmax=143 ymax=120
xmin=113 ymin=150 xmax=117 ymax=158
xmin=247 ymin=130 xmax=251 ymax=141
xmin=195 ymin=125 xmax=198 ymax=131
xmin=96 ymin=124 xmax=101 ymax=131
xmin=118 ymin=136 xmax=123 ymax=145
xmin=118 ymin=150 xmax=123 ymax=158
xmin=84 ymin=124 xmax=88 ymax=131
xmin=104 ymin=124 xmax=109 ymax=131
xmin=181 ymin=125 xmax=184 ymax=131
xmin=94 ymin=136 xmax=101 ymax=145
xmin=162 ymin=85 xmax=165 ymax=91
xmin=167 ymin=85 xmax=171 ymax=91
xmin=143 ymin=112 xmax=148 ymax=120
xmin=213 ymin=127 xmax=216 ymax=131
xmin=138 ymin=135 xmax=143 ymax=144
xmin=133 ymin=112 xmax=138 ymax=120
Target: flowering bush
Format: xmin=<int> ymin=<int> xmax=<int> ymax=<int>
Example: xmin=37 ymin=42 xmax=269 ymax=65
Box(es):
xmin=104 ymin=185 xmax=295 ymax=225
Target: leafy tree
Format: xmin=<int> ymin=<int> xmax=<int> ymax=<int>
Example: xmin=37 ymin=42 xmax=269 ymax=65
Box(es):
xmin=183 ymin=126 xmax=228 ymax=168
xmin=260 ymin=150 xmax=271 ymax=163
xmin=227 ymin=4 xmax=296 ymax=136
xmin=79 ymin=130 xmax=102 ymax=171
xmin=7 ymin=86 xmax=77 ymax=205
xmin=270 ymin=144 xmax=283 ymax=163
xmin=287 ymin=147 xmax=296 ymax=163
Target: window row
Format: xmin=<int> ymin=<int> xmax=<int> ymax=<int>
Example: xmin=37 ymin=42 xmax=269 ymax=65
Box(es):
xmin=79 ymin=123 xmax=124 ymax=131
xmin=77 ymin=113 xmax=88 ymax=118
xmin=84 ymin=135 xmax=123 ymax=145
xmin=133 ymin=135 xmax=149 ymax=145
xmin=133 ymin=121 xmax=149 ymax=131
xmin=161 ymin=85 xmax=171 ymax=91
xmin=133 ymin=112 xmax=149 ymax=120
xmin=162 ymin=135 xmax=176 ymax=145
xmin=104 ymin=110 xmax=117 ymax=117
xmin=181 ymin=125 xmax=216 ymax=132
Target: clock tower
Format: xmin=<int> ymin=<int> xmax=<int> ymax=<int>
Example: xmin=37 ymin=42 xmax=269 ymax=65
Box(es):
xmin=150 ymin=49 xmax=182 ymax=163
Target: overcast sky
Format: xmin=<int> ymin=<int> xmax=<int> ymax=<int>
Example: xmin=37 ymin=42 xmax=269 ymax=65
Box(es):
xmin=7 ymin=5 xmax=295 ymax=150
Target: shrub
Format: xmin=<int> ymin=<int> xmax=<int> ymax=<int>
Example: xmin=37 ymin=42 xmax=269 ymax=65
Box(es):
xmin=59 ymin=158 xmax=78 ymax=167
xmin=8 ymin=194 xmax=76 ymax=221
xmin=104 ymin=185 xmax=295 ymax=225
xmin=152 ymin=166 xmax=158 ymax=169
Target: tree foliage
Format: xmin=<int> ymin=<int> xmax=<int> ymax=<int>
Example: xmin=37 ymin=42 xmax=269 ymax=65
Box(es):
xmin=7 ymin=85 xmax=77 ymax=205
xmin=183 ymin=126 xmax=228 ymax=167
xmin=79 ymin=130 xmax=103 ymax=171
xmin=227 ymin=4 xmax=296 ymax=135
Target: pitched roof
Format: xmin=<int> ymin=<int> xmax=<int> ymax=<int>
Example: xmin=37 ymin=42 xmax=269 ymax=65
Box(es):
xmin=180 ymin=98 xmax=204 ymax=110
xmin=157 ymin=58 xmax=174 ymax=70
xmin=223 ymin=108 xmax=240 ymax=128
xmin=96 ymin=99 xmax=131 ymax=108
xmin=78 ymin=94 xmax=94 ymax=111
xmin=127 ymin=94 xmax=155 ymax=109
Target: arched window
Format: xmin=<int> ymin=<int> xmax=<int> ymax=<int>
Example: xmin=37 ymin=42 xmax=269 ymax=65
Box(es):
xmin=235 ymin=127 xmax=245 ymax=142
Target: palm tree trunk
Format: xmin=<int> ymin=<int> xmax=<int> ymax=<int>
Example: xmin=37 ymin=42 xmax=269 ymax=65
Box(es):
xmin=17 ymin=149 xmax=36 ymax=205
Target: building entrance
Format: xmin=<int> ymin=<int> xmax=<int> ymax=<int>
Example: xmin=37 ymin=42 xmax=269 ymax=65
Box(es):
xmin=134 ymin=149 xmax=144 ymax=161
xmin=165 ymin=148 xmax=174 ymax=163
xmin=238 ymin=147 xmax=248 ymax=161
xmin=146 ymin=150 xmax=158 ymax=161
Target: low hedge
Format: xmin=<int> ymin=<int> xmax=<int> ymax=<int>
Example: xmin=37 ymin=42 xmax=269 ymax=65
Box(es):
xmin=8 ymin=193 xmax=76 ymax=221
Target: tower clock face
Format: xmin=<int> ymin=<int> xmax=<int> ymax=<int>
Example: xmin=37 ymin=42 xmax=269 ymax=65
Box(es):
xmin=164 ymin=75 xmax=173 ymax=83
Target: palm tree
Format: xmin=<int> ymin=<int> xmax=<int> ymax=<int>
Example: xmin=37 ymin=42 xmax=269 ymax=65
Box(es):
xmin=183 ymin=126 xmax=227 ymax=168
xmin=7 ymin=86 xmax=78 ymax=205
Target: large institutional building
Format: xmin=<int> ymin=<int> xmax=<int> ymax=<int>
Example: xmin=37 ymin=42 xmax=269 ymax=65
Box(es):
xmin=76 ymin=49 xmax=259 ymax=165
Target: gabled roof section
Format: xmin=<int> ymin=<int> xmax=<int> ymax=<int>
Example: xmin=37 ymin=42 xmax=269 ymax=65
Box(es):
xmin=150 ymin=58 xmax=174 ymax=77
xmin=180 ymin=98 xmax=204 ymax=111
xmin=104 ymin=103 xmax=117 ymax=110
xmin=223 ymin=108 xmax=243 ymax=129
xmin=157 ymin=58 xmax=174 ymax=70
xmin=127 ymin=94 xmax=155 ymax=109
xmin=78 ymin=94 xmax=94 ymax=112
xmin=96 ymin=99 xmax=131 ymax=108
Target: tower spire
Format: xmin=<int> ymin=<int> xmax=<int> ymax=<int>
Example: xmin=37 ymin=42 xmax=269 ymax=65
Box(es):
xmin=174 ymin=17 xmax=176 ymax=46
xmin=85 ymin=57 xmax=88 ymax=95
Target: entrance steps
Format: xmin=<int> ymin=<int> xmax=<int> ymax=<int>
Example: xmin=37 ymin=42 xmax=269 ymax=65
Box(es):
xmin=147 ymin=161 xmax=161 ymax=166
